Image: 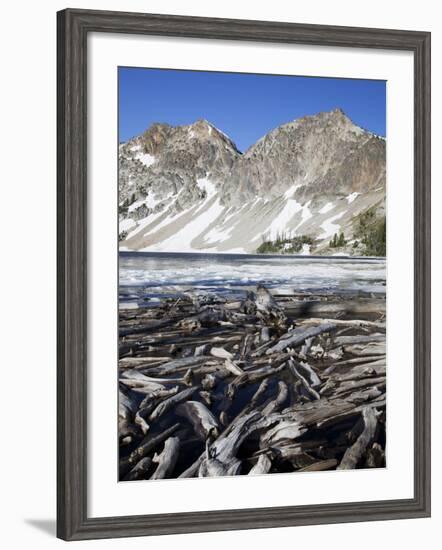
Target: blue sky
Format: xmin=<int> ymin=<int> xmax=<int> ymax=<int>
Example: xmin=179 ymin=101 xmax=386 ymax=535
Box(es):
xmin=119 ymin=67 xmax=386 ymax=152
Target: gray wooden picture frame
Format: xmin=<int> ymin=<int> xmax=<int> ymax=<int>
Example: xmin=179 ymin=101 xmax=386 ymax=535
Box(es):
xmin=57 ymin=8 xmax=431 ymax=541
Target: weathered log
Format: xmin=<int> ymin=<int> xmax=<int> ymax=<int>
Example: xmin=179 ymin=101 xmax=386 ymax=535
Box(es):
xmin=337 ymin=407 xmax=379 ymax=470
xmin=224 ymin=300 xmax=242 ymax=310
xmin=259 ymin=439 xmax=327 ymax=461
xmin=251 ymin=339 xmax=276 ymax=357
xmin=194 ymin=343 xmax=211 ymax=356
xmin=333 ymin=376 xmax=386 ymax=397
xmin=322 ymin=357 xmax=386 ymax=376
xmin=343 ymin=343 xmax=386 ymax=357
xmin=148 ymin=386 xmax=198 ymax=423
xmin=226 ymin=363 xmax=286 ymax=400
xmin=266 ymin=323 xmax=337 ymax=354
xmin=119 ymin=356 xmax=172 ymax=366
xmin=177 ymin=454 xmax=204 ymax=479
xmin=210 ymin=346 xmax=233 ymax=360
xmin=199 ymin=390 xmax=212 ymax=407
xmin=150 ymin=437 xmax=180 ymax=479
xmin=248 ymin=454 xmax=272 ymax=475
xmin=287 ymin=359 xmax=321 ymax=401
xmin=365 ymin=442 xmax=385 ymax=468
xmin=219 ymin=411 xmax=229 ymax=426
xmin=240 ymin=332 xmax=255 ymax=358
xmin=329 ymin=369 xmax=381 ymax=384
xmin=199 ymin=412 xmax=278 ymax=477
xmin=317 ymin=399 xmax=385 ymax=429
xmin=287 ymin=299 xmax=385 ymax=316
xmin=282 ymin=395 xmax=374 ymax=431
xmin=123 ymin=457 xmax=152 ymax=481
xmin=178 ymin=307 xmax=227 ymax=330
xmin=119 ymin=317 xmax=183 ymax=337
xmin=120 ymin=369 xmax=184 ymax=385
xmin=333 ymin=334 xmax=385 ymax=346
xmin=298 ymin=459 xmax=338 ymax=472
xmin=299 ymin=337 xmax=313 ymax=359
xmin=201 ymin=373 xmax=219 ymax=391
xmin=260 ymin=326 xmax=270 ymax=344
xmin=135 ymin=386 xmax=180 ymax=434
xmin=224 ymin=357 xmax=245 ymax=376
xmin=236 ymin=379 xmax=270 ymax=419
xmin=260 ymin=418 xmax=306 ymax=448
xmin=140 ymin=356 xmax=212 ymax=375
xmin=119 ymin=422 xmax=181 ymax=478
xmin=118 ymin=388 xmax=140 ymax=445
xmin=198 ymin=455 xmax=241 ymax=477
xmin=262 ymin=381 xmax=289 ymax=415
xmin=119 ymin=370 xmax=166 ymax=391
xmin=184 ymin=291 xmax=225 ymax=308
xmin=294 ymin=360 xmax=322 ymax=388
xmin=176 ymin=401 xmax=220 ymax=441
xmin=299 ymin=318 xmax=386 ymax=330
xmin=255 ymin=285 xmax=287 ymax=327
xmin=345 ymin=386 xmax=384 ymax=405
xmin=240 ymin=291 xmax=258 ymax=315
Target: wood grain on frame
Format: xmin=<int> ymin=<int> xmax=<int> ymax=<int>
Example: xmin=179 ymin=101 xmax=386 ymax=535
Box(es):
xmin=57 ymin=8 xmax=431 ymax=541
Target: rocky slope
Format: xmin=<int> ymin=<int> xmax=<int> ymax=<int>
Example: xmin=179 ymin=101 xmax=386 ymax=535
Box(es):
xmin=119 ymin=108 xmax=386 ymax=255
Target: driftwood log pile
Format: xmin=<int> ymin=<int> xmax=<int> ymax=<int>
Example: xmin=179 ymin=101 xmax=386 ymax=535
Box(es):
xmin=119 ymin=285 xmax=386 ymax=481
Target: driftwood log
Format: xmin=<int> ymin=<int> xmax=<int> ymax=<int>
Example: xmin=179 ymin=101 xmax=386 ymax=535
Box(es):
xmin=118 ymin=284 xmax=386 ymax=480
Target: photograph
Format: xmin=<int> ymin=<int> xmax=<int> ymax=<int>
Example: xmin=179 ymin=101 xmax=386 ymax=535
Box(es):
xmin=117 ymin=67 xmax=387 ymax=481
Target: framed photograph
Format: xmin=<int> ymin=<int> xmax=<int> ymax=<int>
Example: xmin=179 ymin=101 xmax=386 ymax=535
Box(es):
xmin=57 ymin=8 xmax=431 ymax=541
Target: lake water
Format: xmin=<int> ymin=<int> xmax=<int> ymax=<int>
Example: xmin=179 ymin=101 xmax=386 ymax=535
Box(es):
xmin=119 ymin=251 xmax=386 ymax=308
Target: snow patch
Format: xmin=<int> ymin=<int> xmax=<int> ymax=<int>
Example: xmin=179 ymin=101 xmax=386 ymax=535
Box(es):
xmin=145 ymin=196 xmax=224 ymax=252
xmin=145 ymin=193 xmax=167 ymax=209
xmin=145 ymin=208 xmax=186 ymax=236
xmin=128 ymin=192 xmax=172 ymax=214
xmin=283 ymin=184 xmax=302 ymax=199
xmin=319 ymin=211 xmax=346 ymax=239
xmin=196 ymin=176 xmax=216 ymax=198
xmin=300 ymin=201 xmax=312 ymax=224
xmin=126 ymin=210 xmax=166 ymax=240
xmin=119 ymin=218 xmax=136 ymax=232
xmin=267 ymin=199 xmax=302 ymax=239
xmin=205 ymin=223 xmax=231 ymax=244
xmin=137 ymin=153 xmax=156 ymax=167
xmin=294 ymin=200 xmax=313 ymax=232
xmin=319 ymin=202 xmax=335 ymax=214
xmin=346 ymin=192 xmax=360 ymax=204
xmin=128 ymin=199 xmax=145 ymax=213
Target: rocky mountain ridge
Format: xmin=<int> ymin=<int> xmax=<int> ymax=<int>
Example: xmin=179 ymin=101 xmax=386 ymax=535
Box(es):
xmin=119 ymin=108 xmax=386 ymax=255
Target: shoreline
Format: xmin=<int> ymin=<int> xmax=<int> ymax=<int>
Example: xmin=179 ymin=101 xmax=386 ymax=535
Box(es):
xmin=119 ymin=249 xmax=387 ymax=262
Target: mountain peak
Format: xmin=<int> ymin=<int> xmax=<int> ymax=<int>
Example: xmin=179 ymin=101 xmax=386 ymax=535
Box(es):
xmin=322 ymin=107 xmax=352 ymax=123
xmin=331 ymin=107 xmax=345 ymax=116
xmin=119 ymin=108 xmax=385 ymax=254
xmin=194 ymin=118 xmax=212 ymax=127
